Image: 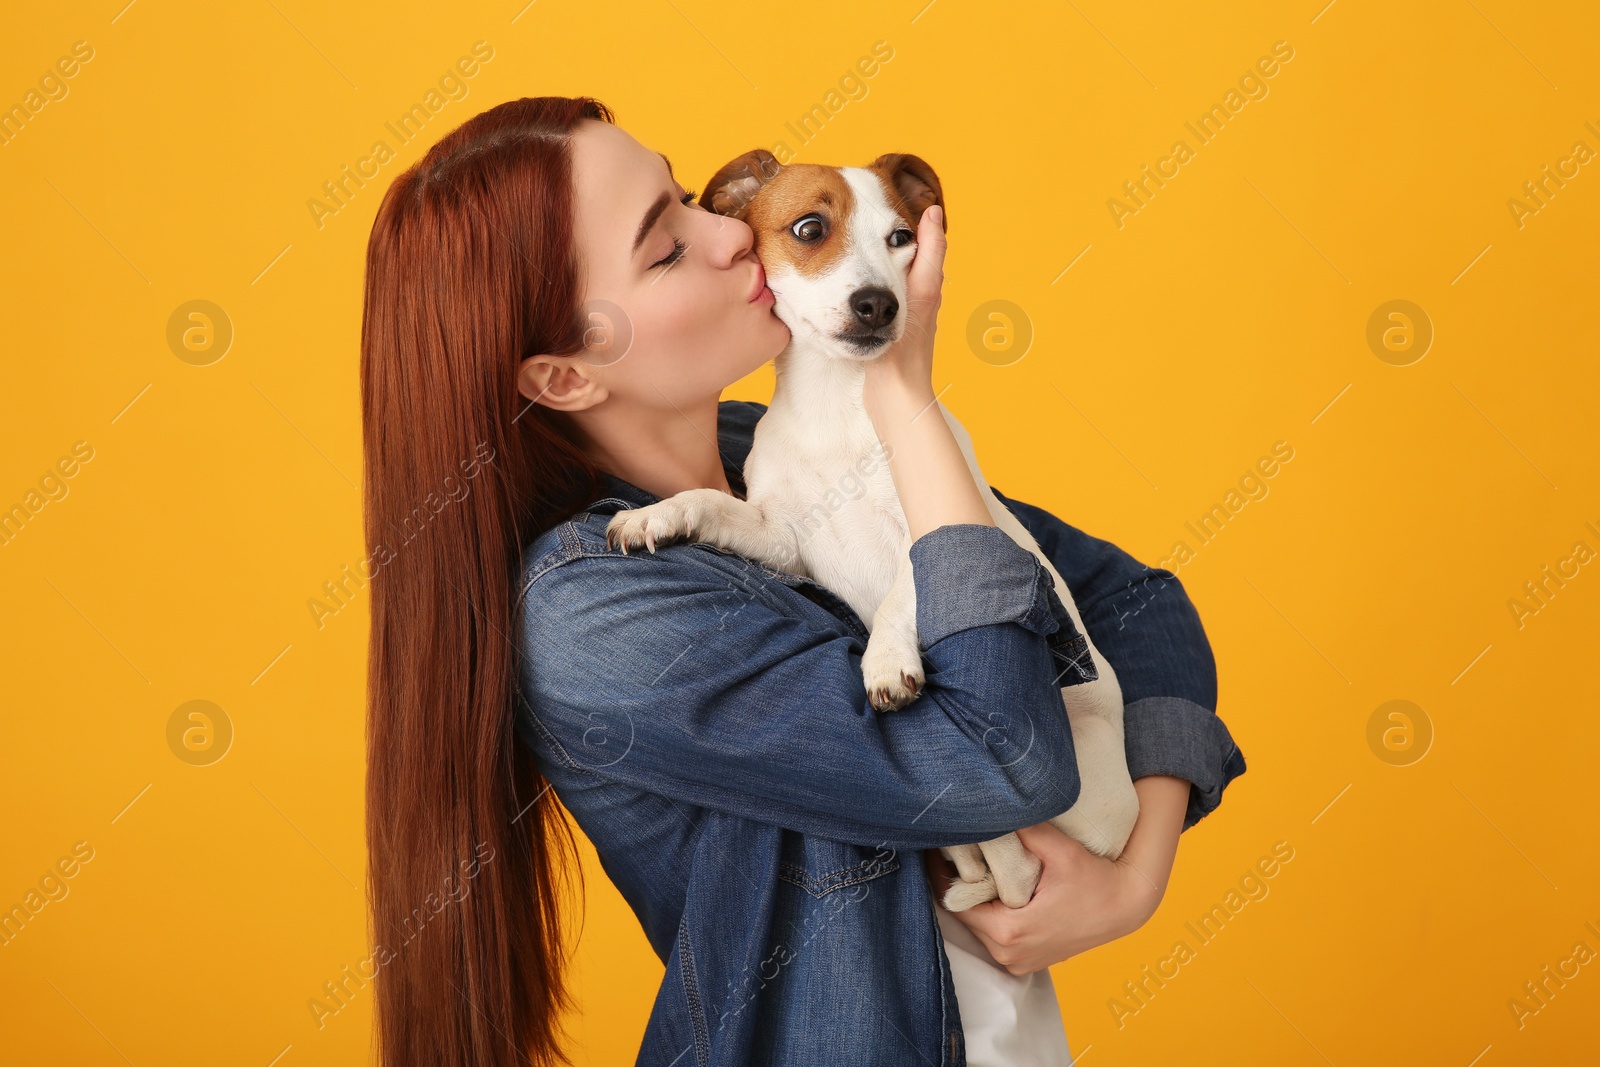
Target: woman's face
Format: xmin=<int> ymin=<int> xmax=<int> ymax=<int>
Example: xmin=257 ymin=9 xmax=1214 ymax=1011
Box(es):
xmin=524 ymin=119 xmax=790 ymax=409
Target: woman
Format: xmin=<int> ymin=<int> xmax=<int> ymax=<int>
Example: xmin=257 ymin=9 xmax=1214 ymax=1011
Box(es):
xmin=360 ymin=95 xmax=1244 ymax=1067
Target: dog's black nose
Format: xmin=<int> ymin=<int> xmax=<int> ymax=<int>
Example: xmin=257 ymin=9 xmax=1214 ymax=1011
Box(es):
xmin=849 ymin=287 xmax=899 ymax=329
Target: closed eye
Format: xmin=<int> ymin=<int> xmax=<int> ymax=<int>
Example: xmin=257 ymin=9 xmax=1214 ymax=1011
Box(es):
xmin=650 ymin=190 xmax=702 ymax=269
xmin=652 ymin=237 xmax=687 ymax=269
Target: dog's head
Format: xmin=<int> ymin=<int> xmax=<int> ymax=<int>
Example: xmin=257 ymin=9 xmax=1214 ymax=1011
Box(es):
xmin=700 ymin=149 xmax=946 ymax=361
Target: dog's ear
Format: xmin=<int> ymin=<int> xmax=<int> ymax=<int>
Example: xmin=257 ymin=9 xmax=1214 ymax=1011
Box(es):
xmin=868 ymin=153 xmax=946 ymax=233
xmin=701 ymin=149 xmax=782 ymax=220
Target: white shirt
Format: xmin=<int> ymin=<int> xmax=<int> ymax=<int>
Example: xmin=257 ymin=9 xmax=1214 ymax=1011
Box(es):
xmin=936 ymin=904 xmax=1074 ymax=1066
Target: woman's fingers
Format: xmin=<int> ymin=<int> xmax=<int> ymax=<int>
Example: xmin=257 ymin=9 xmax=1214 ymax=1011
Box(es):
xmin=861 ymin=203 xmax=946 ymax=412
xmin=904 ymin=205 xmax=946 ymax=322
xmin=899 ymin=204 xmax=946 ymax=347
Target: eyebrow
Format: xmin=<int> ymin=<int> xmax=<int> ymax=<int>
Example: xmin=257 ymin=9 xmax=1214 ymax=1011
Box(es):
xmin=631 ymin=153 xmax=678 ymax=258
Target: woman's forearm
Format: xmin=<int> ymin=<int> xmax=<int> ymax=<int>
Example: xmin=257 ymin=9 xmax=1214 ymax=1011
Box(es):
xmin=1119 ymin=774 xmax=1189 ymax=920
xmin=859 ymin=203 xmax=992 ymax=540
xmin=867 ymin=383 xmax=994 ymax=539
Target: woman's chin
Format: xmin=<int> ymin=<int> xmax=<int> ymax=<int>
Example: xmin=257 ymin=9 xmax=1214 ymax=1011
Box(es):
xmin=760 ymin=309 xmax=792 ymax=349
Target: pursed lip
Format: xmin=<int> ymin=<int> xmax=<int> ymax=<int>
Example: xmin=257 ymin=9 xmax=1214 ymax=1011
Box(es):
xmin=747 ymin=262 xmax=768 ymax=302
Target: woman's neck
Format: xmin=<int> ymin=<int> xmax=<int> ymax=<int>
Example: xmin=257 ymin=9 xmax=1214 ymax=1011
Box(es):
xmin=571 ymin=395 xmax=736 ymax=501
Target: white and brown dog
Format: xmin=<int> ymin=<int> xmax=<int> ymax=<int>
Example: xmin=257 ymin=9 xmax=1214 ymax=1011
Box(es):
xmin=605 ymin=149 xmax=1139 ymax=911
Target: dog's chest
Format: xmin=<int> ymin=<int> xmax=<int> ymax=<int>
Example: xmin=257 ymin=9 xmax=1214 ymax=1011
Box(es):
xmin=743 ymin=424 xmax=907 ymax=624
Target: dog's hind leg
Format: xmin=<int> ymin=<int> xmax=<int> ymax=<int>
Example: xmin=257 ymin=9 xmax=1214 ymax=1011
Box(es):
xmin=939 ymin=832 xmax=1046 ymax=912
xmin=941 ymin=870 xmax=999 ymax=913
xmin=940 ymin=842 xmax=990 ymax=885
xmin=1048 ymin=687 xmax=1139 ymax=860
xmin=977 ymin=831 xmax=1045 ymax=909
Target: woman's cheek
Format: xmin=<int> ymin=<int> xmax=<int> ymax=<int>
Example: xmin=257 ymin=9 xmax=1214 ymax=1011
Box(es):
xmin=665 ymin=286 xmax=727 ymax=351
xmin=626 ymin=293 xmax=686 ymax=353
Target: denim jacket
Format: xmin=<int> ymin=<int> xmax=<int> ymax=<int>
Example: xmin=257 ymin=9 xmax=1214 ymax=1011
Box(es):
xmin=513 ymin=399 xmax=1246 ymax=1066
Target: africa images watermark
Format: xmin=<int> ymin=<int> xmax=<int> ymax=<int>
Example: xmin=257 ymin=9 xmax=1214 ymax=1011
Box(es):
xmin=306 ymin=440 xmax=495 ymax=630
xmin=306 ymin=41 xmax=496 ymax=231
xmin=1107 ymin=40 xmax=1297 ymax=229
xmin=1506 ymin=519 xmax=1600 ymax=630
xmin=1 ymin=440 xmax=96 ymax=549
xmin=1107 ymin=839 xmax=1296 ymax=1029
xmin=1 ymin=841 xmax=97 ymax=948
xmin=765 ymin=40 xmax=896 ymax=163
xmin=1106 ymin=440 xmax=1296 ymax=633
xmin=1157 ymin=441 xmax=1295 ymax=575
xmin=306 ymin=840 xmax=496 ymax=1030
xmin=1505 ymin=119 xmax=1600 ymax=231
xmin=1507 ymin=919 xmax=1600 ymax=1031
xmin=788 ymin=440 xmax=896 ymax=557
xmin=1 ymin=39 xmax=95 ymax=148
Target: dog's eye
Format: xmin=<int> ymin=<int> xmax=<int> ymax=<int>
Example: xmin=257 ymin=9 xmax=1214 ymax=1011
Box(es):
xmin=790 ymin=215 xmax=827 ymax=242
xmin=888 ymin=228 xmax=915 ymax=248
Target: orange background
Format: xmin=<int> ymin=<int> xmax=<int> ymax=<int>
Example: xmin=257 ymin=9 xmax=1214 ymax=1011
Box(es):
xmin=2 ymin=1 xmax=1597 ymax=1063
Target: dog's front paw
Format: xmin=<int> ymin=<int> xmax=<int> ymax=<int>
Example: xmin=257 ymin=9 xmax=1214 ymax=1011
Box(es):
xmin=866 ymin=669 xmax=922 ymax=713
xmin=605 ymin=500 xmax=697 ymax=554
xmin=862 ymin=632 xmax=924 ymax=712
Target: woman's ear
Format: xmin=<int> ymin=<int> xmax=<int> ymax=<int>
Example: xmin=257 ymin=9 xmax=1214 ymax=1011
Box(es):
xmin=700 ymin=148 xmax=782 ymax=219
xmin=516 ymin=352 xmax=606 ymax=411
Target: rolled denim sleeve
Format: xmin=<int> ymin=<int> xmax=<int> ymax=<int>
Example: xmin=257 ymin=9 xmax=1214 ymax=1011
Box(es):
xmin=991 ymin=487 xmax=1247 ymax=831
xmin=910 ymin=522 xmax=1097 ymax=685
xmin=515 ymin=524 xmax=1086 ymax=851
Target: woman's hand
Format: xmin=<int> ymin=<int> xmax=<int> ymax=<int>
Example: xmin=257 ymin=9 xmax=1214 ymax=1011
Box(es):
xmin=924 ymin=775 xmax=1191 ymax=975
xmin=856 ymin=203 xmax=992 ymax=538
xmin=863 ymin=203 xmax=946 ymax=419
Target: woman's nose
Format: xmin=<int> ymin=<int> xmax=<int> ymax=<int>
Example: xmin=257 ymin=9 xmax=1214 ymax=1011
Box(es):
xmin=708 ymin=213 xmax=756 ymax=267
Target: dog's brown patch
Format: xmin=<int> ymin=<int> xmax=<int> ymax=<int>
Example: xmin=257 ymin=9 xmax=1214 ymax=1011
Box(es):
xmin=740 ymin=164 xmax=856 ymax=279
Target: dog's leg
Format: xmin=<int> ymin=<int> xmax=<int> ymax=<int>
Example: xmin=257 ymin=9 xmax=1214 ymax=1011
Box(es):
xmin=605 ymin=488 xmax=801 ymax=571
xmin=938 ymin=843 xmax=998 ymax=912
xmin=861 ymin=547 xmax=925 ymax=711
xmin=1048 ymin=687 xmax=1140 ymax=859
xmin=941 ymin=877 xmax=998 ymax=913
xmin=975 ymin=831 xmax=1045 ymax=909
xmin=941 ymin=832 xmax=1048 ymax=913
xmin=939 ymin=843 xmax=990 ymax=885
xmin=929 ymin=402 xmax=1141 ymax=890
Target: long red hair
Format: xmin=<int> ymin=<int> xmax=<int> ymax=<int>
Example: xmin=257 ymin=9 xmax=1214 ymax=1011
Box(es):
xmin=359 ymin=95 xmax=616 ymax=1066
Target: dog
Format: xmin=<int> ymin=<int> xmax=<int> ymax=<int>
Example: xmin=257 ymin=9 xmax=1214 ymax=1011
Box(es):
xmin=604 ymin=149 xmax=1139 ymax=911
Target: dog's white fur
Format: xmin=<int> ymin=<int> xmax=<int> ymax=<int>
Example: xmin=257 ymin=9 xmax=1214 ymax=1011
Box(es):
xmin=605 ymin=152 xmax=1139 ymax=911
